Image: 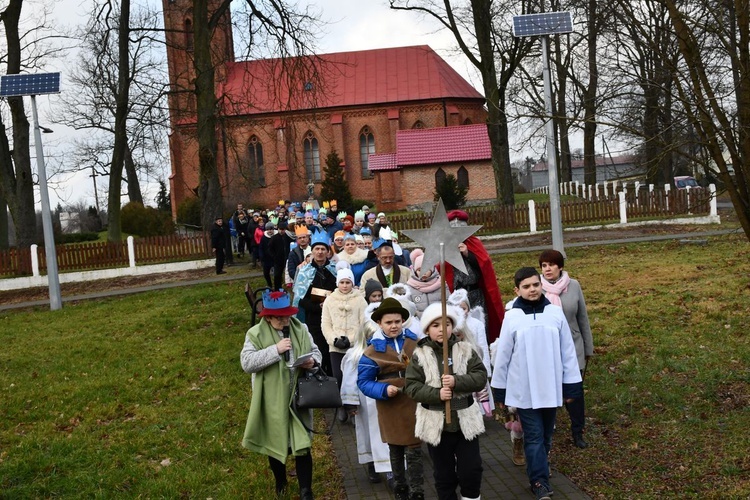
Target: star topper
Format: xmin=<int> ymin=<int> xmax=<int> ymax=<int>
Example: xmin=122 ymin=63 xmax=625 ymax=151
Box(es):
xmin=402 ymin=199 xmax=481 ymax=275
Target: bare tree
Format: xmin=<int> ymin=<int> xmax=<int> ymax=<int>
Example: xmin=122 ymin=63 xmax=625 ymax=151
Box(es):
xmin=0 ymin=0 xmax=64 ymax=250
xmin=389 ymin=0 xmax=535 ymax=206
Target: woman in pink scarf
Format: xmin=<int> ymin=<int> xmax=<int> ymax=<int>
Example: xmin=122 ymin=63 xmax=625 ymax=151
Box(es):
xmin=539 ymin=249 xmax=594 ymax=449
xmin=405 ymin=248 xmax=449 ymax=318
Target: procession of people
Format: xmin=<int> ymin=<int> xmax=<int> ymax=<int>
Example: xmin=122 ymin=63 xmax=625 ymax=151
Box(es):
xmin=237 ymin=200 xmax=593 ymax=500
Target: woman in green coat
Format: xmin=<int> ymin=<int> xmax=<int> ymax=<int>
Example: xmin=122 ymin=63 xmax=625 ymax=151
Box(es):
xmin=240 ymin=290 xmax=322 ymax=500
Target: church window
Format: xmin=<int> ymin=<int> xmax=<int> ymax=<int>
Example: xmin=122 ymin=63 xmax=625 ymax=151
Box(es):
xmin=457 ymin=166 xmax=469 ymax=189
xmin=184 ymin=19 xmax=194 ymax=51
xmin=463 ymin=118 xmax=473 ymax=125
xmin=412 ymin=120 xmax=425 ymax=129
xmin=359 ymin=126 xmax=375 ymax=178
xmin=304 ymin=132 xmax=321 ymax=182
xmin=435 ymin=167 xmax=446 ymax=188
xmin=248 ymin=136 xmax=265 ymax=187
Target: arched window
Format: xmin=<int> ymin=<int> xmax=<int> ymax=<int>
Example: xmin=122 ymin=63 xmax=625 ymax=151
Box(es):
xmin=435 ymin=167 xmax=446 ymax=188
xmin=457 ymin=166 xmax=469 ymax=189
xmin=463 ymin=118 xmax=473 ymax=125
xmin=359 ymin=126 xmax=375 ymax=178
xmin=304 ymin=132 xmax=321 ymax=182
xmin=248 ymin=136 xmax=265 ymax=187
xmin=184 ymin=19 xmax=194 ymax=51
xmin=412 ymin=120 xmax=425 ymax=129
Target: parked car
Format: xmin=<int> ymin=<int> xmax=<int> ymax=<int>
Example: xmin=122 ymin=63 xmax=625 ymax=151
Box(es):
xmin=674 ymin=176 xmax=701 ymax=190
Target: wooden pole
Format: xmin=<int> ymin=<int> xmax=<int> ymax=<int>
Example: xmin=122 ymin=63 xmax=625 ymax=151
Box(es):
xmin=440 ymin=243 xmax=451 ymax=423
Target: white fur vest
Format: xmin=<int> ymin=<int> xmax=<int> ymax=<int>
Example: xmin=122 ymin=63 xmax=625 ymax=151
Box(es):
xmin=413 ymin=341 xmax=485 ymax=446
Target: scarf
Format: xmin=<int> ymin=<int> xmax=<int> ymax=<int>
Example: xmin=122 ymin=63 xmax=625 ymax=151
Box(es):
xmin=242 ymin=317 xmax=313 ymax=462
xmin=540 ymin=270 xmax=570 ymax=307
xmin=406 ymin=271 xmax=442 ymax=293
xmin=376 ymin=264 xmax=400 ymax=287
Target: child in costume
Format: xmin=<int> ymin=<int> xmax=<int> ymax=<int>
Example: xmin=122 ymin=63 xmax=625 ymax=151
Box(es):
xmin=405 ymin=302 xmax=487 ymax=500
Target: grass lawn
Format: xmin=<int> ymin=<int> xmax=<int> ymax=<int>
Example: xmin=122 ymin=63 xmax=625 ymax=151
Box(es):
xmin=1 ymin=232 xmax=749 ymax=497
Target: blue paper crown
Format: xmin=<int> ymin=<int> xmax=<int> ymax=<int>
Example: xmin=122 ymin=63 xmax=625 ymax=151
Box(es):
xmin=262 ymin=290 xmax=292 ymax=310
xmin=310 ymin=230 xmax=330 ymax=248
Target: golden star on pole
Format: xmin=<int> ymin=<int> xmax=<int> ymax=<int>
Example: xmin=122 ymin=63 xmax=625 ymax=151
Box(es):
xmin=401 ymin=199 xmax=481 ymax=275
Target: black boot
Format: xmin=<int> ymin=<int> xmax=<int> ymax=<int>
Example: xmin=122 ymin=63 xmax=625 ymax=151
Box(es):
xmin=573 ymin=432 xmax=589 ymax=449
xmin=393 ymin=485 xmax=409 ymax=500
xmin=299 ymin=487 xmax=314 ymax=500
xmin=367 ymin=462 xmax=381 ymax=483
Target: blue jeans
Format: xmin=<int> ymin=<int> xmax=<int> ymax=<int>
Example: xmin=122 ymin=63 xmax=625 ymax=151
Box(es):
xmin=517 ymin=407 xmax=557 ymax=488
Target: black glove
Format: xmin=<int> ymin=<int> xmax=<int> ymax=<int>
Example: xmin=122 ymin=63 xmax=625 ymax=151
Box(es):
xmin=333 ymin=336 xmax=351 ymax=350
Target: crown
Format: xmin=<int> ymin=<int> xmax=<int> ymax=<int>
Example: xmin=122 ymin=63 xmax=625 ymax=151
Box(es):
xmin=337 ymin=211 xmax=347 ymax=220
xmin=295 ymin=225 xmax=310 ymax=237
xmin=330 ymin=199 xmax=337 ymax=206
xmin=310 ymin=231 xmax=330 ymax=248
xmin=322 ymin=201 xmax=330 ymax=209
xmin=354 ymin=210 xmax=365 ymax=221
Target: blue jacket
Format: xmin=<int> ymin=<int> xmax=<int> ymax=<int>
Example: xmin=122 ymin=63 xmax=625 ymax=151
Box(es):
xmin=357 ymin=328 xmax=419 ymax=401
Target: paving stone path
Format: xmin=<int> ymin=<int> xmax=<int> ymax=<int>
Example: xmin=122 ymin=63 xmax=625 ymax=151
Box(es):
xmin=328 ymin=412 xmax=591 ymax=500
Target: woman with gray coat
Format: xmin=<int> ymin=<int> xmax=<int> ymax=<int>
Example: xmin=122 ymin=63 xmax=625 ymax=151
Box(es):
xmin=539 ymin=249 xmax=594 ymax=449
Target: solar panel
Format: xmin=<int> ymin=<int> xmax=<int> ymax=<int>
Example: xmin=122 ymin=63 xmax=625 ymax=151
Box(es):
xmin=512 ymin=12 xmax=573 ymax=37
xmin=0 ymin=72 xmax=61 ymax=97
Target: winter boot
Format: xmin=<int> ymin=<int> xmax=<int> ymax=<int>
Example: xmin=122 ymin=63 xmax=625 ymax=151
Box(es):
xmin=512 ymin=436 xmax=526 ymax=466
xmin=367 ymin=462 xmax=381 ymax=483
xmin=573 ymin=432 xmax=589 ymax=449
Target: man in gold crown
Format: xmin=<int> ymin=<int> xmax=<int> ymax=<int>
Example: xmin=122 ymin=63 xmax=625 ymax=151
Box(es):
xmin=287 ymin=224 xmax=312 ymax=284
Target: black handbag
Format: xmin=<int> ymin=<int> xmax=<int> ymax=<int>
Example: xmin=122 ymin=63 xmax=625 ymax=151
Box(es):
xmin=294 ymin=369 xmax=342 ymax=410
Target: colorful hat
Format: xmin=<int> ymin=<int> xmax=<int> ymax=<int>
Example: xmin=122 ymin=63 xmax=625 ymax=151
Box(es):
xmin=334 ymin=230 xmax=346 ymax=241
xmin=367 ymin=213 xmax=377 ymax=220
xmin=330 ymin=199 xmax=337 ymax=207
xmin=337 ymin=211 xmax=347 ymax=221
xmin=354 ymin=210 xmax=366 ymax=222
xmin=258 ymin=290 xmax=299 ymax=317
xmin=322 ymin=201 xmax=330 ymax=209
xmin=310 ymin=231 xmax=330 ymax=249
xmin=359 ymin=227 xmax=372 ymax=236
xmin=295 ymin=225 xmax=310 ymax=237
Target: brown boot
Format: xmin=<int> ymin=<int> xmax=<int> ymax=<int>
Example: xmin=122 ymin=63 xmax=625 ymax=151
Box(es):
xmin=512 ymin=437 xmax=526 ymax=466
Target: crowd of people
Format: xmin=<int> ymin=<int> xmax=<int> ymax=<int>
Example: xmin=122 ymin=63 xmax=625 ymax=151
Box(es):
xmin=236 ymin=201 xmax=594 ymax=500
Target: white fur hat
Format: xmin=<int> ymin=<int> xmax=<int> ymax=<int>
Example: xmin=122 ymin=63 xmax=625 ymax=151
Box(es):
xmin=420 ymin=302 xmax=462 ymax=335
xmin=385 ymin=283 xmax=417 ymax=326
xmin=447 ymin=288 xmax=470 ymax=307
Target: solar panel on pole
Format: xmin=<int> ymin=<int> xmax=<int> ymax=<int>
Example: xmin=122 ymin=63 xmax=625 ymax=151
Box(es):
xmin=512 ymin=12 xmax=573 ymax=256
xmin=0 ymin=72 xmax=61 ymax=97
xmin=512 ymin=12 xmax=573 ymax=37
xmin=0 ymin=72 xmax=63 ymax=310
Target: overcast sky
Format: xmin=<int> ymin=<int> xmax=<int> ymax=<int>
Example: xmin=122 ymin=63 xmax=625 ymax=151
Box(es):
xmin=38 ymin=0 xmax=482 ymax=210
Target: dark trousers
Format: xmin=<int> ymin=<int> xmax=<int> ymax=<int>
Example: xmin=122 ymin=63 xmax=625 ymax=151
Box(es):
xmin=214 ymin=248 xmax=225 ymax=273
xmin=262 ymin=263 xmax=274 ymax=288
xmin=517 ymin=407 xmax=556 ymax=488
xmin=310 ymin=328 xmax=331 ymax=376
xmin=389 ymin=444 xmax=424 ymax=495
xmin=427 ymin=431 xmax=483 ymax=500
xmin=273 ymin=264 xmax=285 ymax=290
xmin=268 ymin=451 xmax=312 ymax=491
xmin=237 ymin=236 xmax=247 ymax=255
xmin=330 ymin=351 xmax=345 ymax=388
xmin=565 ymin=390 xmax=585 ymax=434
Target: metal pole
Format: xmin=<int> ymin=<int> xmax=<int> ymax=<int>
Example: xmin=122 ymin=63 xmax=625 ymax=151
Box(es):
xmin=31 ymin=95 xmax=62 ymax=310
xmin=541 ymin=35 xmax=565 ymax=256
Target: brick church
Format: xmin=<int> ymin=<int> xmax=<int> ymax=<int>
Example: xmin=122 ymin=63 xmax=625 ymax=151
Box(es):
xmin=162 ymin=0 xmax=497 ymax=215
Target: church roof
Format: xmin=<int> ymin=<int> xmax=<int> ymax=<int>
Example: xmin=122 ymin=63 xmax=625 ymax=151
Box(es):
xmin=369 ymin=124 xmax=491 ymax=171
xmin=396 ymin=124 xmax=491 ymax=166
xmin=219 ymin=45 xmax=484 ymax=116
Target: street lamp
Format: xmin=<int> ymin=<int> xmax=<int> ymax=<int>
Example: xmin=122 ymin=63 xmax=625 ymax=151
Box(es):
xmin=0 ymin=72 xmax=63 ymax=310
xmin=512 ymin=12 xmax=574 ymax=256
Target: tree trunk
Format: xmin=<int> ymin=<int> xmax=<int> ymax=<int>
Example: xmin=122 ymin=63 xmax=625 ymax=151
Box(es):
xmin=582 ymin=0 xmax=599 ymax=187
xmin=554 ymin=35 xmax=572 ymax=183
xmin=472 ymin=0 xmax=514 ymax=206
xmin=0 ymin=0 xmax=37 ymax=251
xmin=106 ymin=0 xmax=131 ymax=242
xmin=194 ymin=0 xmax=224 ymax=228
xmin=124 ymin=144 xmax=144 ymax=204
xmin=0 ymin=195 xmax=8 ymax=249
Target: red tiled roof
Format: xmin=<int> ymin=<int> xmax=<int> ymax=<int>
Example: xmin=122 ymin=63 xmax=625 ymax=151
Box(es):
xmin=368 ymin=153 xmax=399 ymax=172
xmin=396 ymin=124 xmax=491 ymax=166
xmin=219 ymin=46 xmax=484 ymax=116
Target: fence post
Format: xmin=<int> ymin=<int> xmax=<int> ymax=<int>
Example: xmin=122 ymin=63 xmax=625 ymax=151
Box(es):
xmin=587 ymin=184 xmax=592 ymax=200
xmin=619 ymin=191 xmax=627 ymax=224
xmin=635 ymin=182 xmax=641 ymax=207
xmin=30 ymin=244 xmax=40 ymax=277
xmin=686 ymin=186 xmax=692 ymax=213
xmin=709 ymin=183 xmax=717 ymax=217
xmin=664 ymin=184 xmax=670 ymax=211
xmin=127 ymin=236 xmax=136 ymax=268
xmin=528 ymin=200 xmax=537 ymax=233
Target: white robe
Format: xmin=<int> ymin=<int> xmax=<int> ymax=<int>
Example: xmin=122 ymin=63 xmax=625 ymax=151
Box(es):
xmin=490 ymin=303 xmax=581 ymax=409
xmin=340 ymin=348 xmax=392 ymax=472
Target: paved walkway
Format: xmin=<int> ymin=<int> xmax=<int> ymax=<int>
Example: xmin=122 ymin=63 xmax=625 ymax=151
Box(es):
xmin=329 ymin=413 xmax=591 ymax=499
